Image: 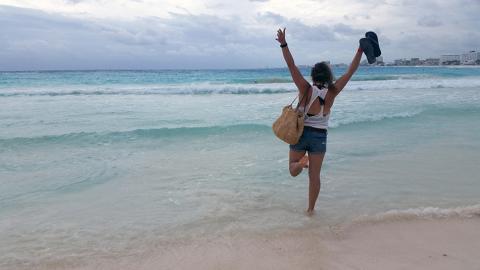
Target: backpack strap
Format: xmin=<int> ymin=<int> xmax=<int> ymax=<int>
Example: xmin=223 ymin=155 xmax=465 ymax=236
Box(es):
xmin=294 ymin=86 xmax=311 ymax=114
xmin=304 ymin=85 xmax=320 ymax=113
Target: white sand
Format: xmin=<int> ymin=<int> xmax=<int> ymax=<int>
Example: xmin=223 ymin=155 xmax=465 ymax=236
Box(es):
xmin=323 ymin=218 xmax=480 ymax=270
xmin=71 ymin=217 xmax=480 ymax=270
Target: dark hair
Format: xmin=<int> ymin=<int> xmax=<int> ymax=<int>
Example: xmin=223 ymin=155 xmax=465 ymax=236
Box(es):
xmin=311 ymin=62 xmax=335 ymax=89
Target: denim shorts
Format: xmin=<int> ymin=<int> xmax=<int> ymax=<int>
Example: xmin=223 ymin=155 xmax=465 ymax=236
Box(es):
xmin=289 ymin=126 xmax=327 ymax=154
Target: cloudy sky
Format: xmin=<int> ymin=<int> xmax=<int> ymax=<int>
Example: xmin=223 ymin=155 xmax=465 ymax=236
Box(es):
xmin=0 ymin=0 xmax=479 ymax=70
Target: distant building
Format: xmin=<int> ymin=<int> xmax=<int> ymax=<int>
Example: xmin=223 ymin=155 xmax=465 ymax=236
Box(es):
xmin=394 ymin=59 xmax=408 ymax=66
xmin=461 ymin=51 xmax=480 ymax=65
xmin=410 ymin=58 xmax=421 ymax=66
xmin=331 ymin=63 xmax=348 ymax=68
xmin=297 ymin=65 xmax=312 ymax=69
xmin=388 ymin=51 xmax=479 ymax=66
xmin=424 ymin=58 xmax=440 ymax=66
xmin=440 ymin=54 xmax=461 ymax=65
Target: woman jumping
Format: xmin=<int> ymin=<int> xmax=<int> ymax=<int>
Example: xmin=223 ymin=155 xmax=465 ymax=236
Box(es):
xmin=276 ymin=28 xmax=363 ymax=214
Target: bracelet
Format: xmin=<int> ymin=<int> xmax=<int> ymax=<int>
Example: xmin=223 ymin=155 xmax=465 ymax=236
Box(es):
xmin=280 ymin=43 xmax=288 ymax=48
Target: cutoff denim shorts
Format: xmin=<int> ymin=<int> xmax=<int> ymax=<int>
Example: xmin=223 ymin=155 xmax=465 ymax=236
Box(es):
xmin=289 ymin=126 xmax=327 ymax=154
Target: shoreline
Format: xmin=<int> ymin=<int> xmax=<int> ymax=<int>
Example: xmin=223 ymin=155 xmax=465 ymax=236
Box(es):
xmin=41 ymin=216 xmax=479 ymax=270
xmin=3 ymin=204 xmax=480 ymax=270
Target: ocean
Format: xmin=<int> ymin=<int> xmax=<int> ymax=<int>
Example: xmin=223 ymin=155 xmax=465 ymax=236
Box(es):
xmin=1 ymin=66 xmax=480 ymax=269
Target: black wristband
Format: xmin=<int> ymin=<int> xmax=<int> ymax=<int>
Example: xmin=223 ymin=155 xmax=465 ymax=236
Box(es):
xmin=280 ymin=43 xmax=288 ymax=48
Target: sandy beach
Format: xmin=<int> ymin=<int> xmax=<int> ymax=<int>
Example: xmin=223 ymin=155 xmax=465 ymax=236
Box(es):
xmin=61 ymin=216 xmax=480 ymax=270
xmin=324 ymin=218 xmax=480 ymax=270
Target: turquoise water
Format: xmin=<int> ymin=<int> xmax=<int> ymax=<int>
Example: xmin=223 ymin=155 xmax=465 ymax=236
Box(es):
xmin=1 ymin=67 xmax=480 ymax=268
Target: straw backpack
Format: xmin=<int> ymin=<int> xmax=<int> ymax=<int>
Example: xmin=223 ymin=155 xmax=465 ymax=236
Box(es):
xmin=272 ymin=89 xmax=310 ymax=144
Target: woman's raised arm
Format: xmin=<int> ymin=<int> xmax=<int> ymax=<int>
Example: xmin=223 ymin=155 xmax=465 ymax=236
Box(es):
xmin=333 ymin=47 xmax=363 ymax=95
xmin=276 ymin=28 xmax=310 ymax=95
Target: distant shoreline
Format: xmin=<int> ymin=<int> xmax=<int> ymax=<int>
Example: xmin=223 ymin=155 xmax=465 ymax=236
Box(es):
xmin=2 ymin=65 xmax=480 ymax=73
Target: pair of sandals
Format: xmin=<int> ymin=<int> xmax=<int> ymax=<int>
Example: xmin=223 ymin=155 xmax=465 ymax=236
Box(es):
xmin=360 ymin=32 xmax=382 ymax=64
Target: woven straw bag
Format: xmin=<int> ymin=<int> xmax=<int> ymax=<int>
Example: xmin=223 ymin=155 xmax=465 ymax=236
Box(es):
xmin=272 ymin=90 xmax=309 ymax=144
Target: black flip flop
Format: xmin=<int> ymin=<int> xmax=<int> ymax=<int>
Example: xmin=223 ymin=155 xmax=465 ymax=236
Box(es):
xmin=365 ymin=31 xmax=381 ymax=57
xmin=359 ymin=38 xmax=376 ymax=64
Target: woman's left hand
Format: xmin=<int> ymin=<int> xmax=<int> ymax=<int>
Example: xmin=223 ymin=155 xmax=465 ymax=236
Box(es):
xmin=276 ymin=28 xmax=287 ymax=45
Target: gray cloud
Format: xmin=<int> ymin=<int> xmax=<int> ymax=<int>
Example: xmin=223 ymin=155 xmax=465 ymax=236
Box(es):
xmin=255 ymin=11 xmax=366 ymax=64
xmin=333 ymin=23 xmax=365 ymax=35
xmin=257 ymin=11 xmax=284 ymax=25
xmin=0 ymin=5 xmax=275 ymax=70
xmin=0 ymin=0 xmax=479 ymax=70
xmin=417 ymin=16 xmax=443 ymax=27
xmin=257 ymin=12 xmax=365 ymax=42
xmin=343 ymin=14 xmax=371 ymax=21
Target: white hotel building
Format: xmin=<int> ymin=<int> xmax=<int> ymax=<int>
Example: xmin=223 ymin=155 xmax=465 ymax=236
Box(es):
xmin=440 ymin=54 xmax=460 ymax=64
xmin=461 ymin=51 xmax=480 ymax=65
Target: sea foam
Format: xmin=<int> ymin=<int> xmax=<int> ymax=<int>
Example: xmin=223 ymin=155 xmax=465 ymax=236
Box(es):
xmin=353 ymin=204 xmax=480 ymax=225
xmin=2 ymin=76 xmax=480 ymax=96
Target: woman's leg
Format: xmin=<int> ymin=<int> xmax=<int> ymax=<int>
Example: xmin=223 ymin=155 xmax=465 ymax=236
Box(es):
xmin=307 ymin=152 xmax=325 ymax=213
xmin=289 ymin=150 xmax=307 ymax=177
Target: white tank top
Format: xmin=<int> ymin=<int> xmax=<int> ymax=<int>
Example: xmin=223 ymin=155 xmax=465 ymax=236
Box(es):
xmin=298 ymin=85 xmax=330 ymax=129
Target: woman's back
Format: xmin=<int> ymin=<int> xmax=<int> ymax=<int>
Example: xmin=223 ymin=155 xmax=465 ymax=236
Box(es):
xmin=298 ymin=85 xmax=330 ymax=129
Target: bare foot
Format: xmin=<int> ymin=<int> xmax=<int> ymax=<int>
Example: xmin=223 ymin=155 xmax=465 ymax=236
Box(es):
xmin=306 ymin=209 xmax=315 ymax=217
xmin=299 ymin=154 xmax=309 ymax=168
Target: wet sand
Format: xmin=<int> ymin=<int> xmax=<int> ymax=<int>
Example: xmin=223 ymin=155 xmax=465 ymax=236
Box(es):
xmin=70 ymin=217 xmax=480 ymax=270
xmin=323 ymin=218 xmax=480 ymax=270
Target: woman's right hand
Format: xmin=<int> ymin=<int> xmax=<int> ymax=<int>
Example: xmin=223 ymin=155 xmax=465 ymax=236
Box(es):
xmin=276 ymin=28 xmax=287 ymax=45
